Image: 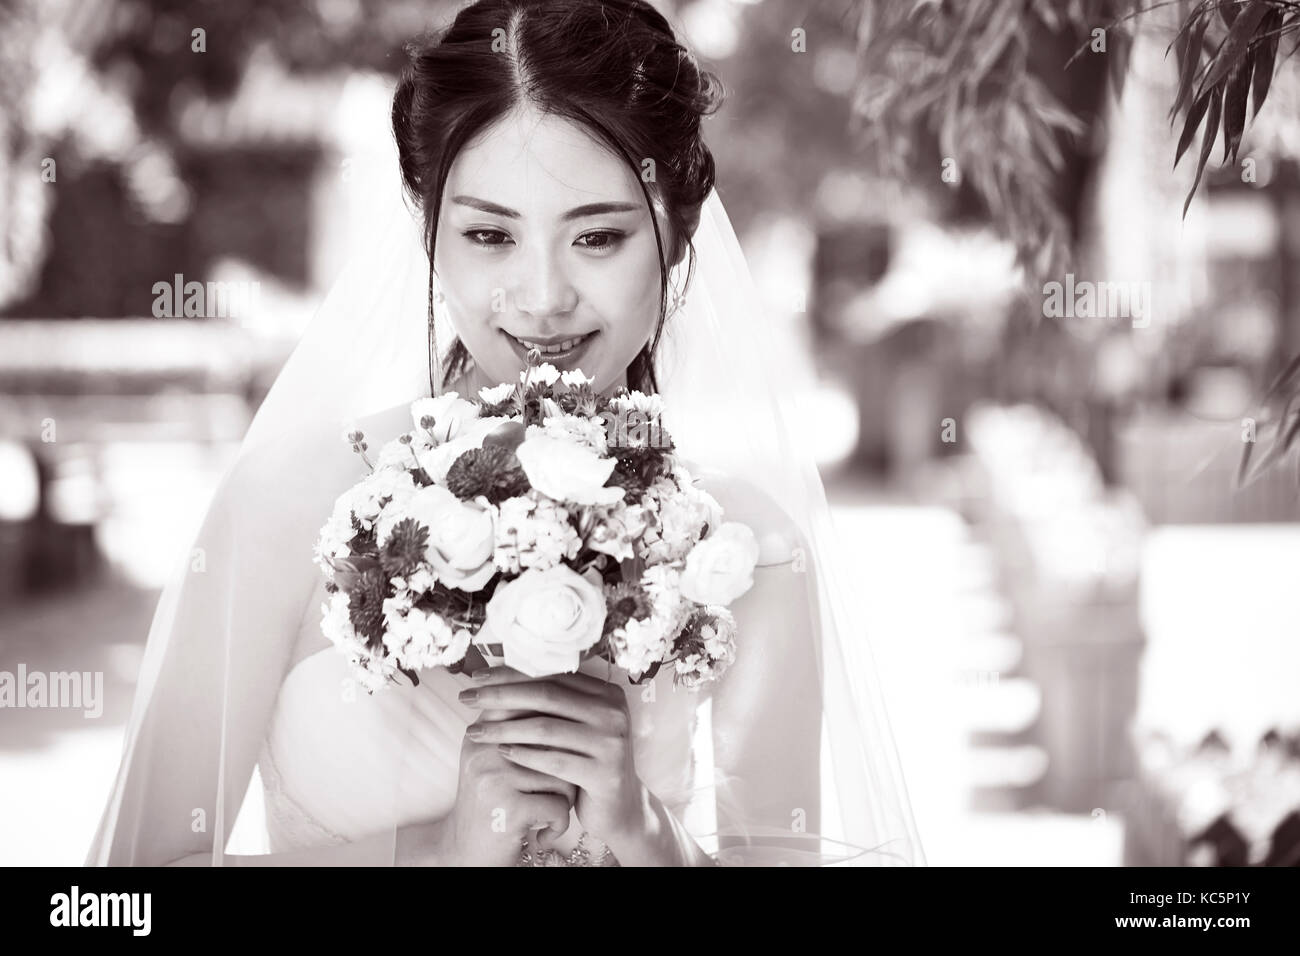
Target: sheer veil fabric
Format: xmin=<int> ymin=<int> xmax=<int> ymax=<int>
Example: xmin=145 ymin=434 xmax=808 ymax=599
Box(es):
xmin=86 ymin=117 xmax=925 ymax=867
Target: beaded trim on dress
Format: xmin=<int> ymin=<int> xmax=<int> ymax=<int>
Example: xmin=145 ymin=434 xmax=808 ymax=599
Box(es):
xmin=517 ymin=830 xmax=618 ymax=866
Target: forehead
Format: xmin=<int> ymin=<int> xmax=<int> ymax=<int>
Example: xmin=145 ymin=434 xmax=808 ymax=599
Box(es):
xmin=446 ymin=105 xmax=646 ymax=214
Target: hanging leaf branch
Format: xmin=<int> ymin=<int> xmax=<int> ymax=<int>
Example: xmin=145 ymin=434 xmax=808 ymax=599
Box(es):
xmin=848 ymin=0 xmax=1139 ymax=281
xmin=1167 ymin=0 xmax=1297 ymax=216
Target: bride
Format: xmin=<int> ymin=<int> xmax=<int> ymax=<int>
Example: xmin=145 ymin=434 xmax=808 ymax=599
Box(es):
xmin=86 ymin=0 xmax=924 ymax=867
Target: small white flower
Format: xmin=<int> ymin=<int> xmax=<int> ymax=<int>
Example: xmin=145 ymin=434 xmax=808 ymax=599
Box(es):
xmin=611 ymin=613 xmax=674 ymax=680
xmin=674 ymin=608 xmax=737 ymax=689
xmin=586 ymin=501 xmax=648 ymax=561
xmin=561 ymin=369 xmax=594 ymax=388
xmin=410 ymin=393 xmax=482 ymax=443
xmin=406 ymin=567 xmax=436 ymax=595
xmin=385 ymin=607 xmax=469 ymax=669
xmin=317 ymin=490 xmax=359 ymax=561
xmin=320 ymin=591 xmax=354 ymax=647
xmin=478 ymin=382 xmax=516 ymax=405
xmin=539 ymin=412 xmax=608 ymax=453
xmin=523 ymin=363 xmax=562 ymax=386
xmin=376 ymin=435 xmax=420 ymax=471
xmin=494 ymin=493 xmax=582 ymax=574
xmin=610 ymin=390 xmax=665 ymax=420
xmin=356 ymin=468 xmax=418 ymax=528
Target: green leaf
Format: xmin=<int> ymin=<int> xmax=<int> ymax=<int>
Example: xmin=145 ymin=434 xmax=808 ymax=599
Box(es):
xmin=1183 ymin=86 xmax=1222 ymax=218
xmin=1251 ymin=9 xmax=1281 ymax=117
xmin=1196 ymin=0 xmax=1269 ymax=98
xmin=1261 ymin=350 xmax=1300 ymax=403
xmin=1222 ymin=61 xmax=1251 ymax=164
xmin=1175 ymin=88 xmax=1214 ymax=167
xmin=1170 ymin=14 xmax=1210 ymax=122
xmin=1283 ymin=404 xmax=1300 ymax=451
xmin=1109 ymin=28 xmax=1131 ymax=102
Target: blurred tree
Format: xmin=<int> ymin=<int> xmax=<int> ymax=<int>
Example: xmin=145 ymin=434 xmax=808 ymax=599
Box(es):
xmin=841 ymin=0 xmax=1300 ymax=484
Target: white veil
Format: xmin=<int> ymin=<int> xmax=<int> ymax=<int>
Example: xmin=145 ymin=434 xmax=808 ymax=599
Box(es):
xmin=85 ymin=103 xmax=925 ymax=867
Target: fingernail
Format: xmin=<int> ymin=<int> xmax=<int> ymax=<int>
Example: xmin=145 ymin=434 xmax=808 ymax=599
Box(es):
xmin=466 ymin=724 xmax=485 ymax=740
xmin=498 ymin=744 xmax=513 ymax=756
xmin=470 ymin=669 xmax=492 ymax=681
xmin=458 ymin=690 xmax=479 ymax=705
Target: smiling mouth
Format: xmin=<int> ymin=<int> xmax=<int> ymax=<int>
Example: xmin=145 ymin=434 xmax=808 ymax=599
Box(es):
xmin=503 ymin=331 xmax=598 ymax=356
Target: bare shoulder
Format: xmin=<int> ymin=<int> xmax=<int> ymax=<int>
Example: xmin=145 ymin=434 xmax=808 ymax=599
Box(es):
xmin=685 ymin=463 xmax=806 ymax=567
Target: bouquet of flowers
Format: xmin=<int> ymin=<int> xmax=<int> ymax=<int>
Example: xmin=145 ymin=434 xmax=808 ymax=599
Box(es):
xmin=313 ymin=353 xmax=759 ymax=694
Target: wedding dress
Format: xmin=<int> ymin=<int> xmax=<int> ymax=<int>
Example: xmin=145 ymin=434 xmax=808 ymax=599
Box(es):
xmin=85 ymin=125 xmax=926 ymax=866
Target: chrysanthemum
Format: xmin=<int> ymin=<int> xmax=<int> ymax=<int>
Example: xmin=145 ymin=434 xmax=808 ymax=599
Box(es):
xmin=445 ymin=445 xmax=531 ymax=503
xmin=603 ymin=580 xmax=654 ymax=634
xmin=379 ymin=518 xmax=428 ymax=578
xmin=347 ymin=567 xmax=389 ymax=648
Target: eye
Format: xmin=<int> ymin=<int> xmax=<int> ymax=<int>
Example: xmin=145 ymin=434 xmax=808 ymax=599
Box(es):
xmin=462 ymin=229 xmax=513 ymax=248
xmin=575 ymin=230 xmax=625 ymax=252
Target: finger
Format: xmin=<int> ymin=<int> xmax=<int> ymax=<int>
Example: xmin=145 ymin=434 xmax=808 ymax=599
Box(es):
xmin=517 ymin=792 xmax=573 ymax=838
xmin=507 ymin=765 xmax=578 ymax=805
xmin=460 ymin=681 xmax=606 ymax=723
xmin=477 ymin=706 xmax=536 ymax=722
xmin=470 ymin=715 xmax=598 ymax=757
xmin=498 ymin=743 xmax=595 ymax=791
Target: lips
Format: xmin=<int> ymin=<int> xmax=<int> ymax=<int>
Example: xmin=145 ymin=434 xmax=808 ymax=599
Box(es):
xmin=501 ymin=330 xmax=598 ymax=368
xmin=506 ymin=331 xmax=597 ymax=355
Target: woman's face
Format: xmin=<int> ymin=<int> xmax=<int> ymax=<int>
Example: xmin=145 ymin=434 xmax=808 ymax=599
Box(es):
xmin=434 ymin=104 xmax=671 ymax=396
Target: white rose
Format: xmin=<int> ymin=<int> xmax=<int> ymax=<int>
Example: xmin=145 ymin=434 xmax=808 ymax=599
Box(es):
xmin=515 ymin=434 xmax=625 ymax=506
xmin=679 ymin=522 xmax=759 ymax=605
xmin=481 ymin=565 xmax=606 ymax=676
xmin=405 ymin=485 xmax=497 ymax=591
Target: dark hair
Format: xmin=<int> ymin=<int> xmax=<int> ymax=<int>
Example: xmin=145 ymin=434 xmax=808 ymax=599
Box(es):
xmin=391 ymin=0 xmax=723 ymax=395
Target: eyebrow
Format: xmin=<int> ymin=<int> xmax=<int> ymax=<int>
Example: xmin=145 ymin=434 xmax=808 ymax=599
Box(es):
xmin=451 ymin=195 xmax=641 ymax=221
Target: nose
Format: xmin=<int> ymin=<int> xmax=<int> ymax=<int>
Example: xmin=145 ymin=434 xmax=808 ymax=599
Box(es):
xmin=513 ymin=243 xmax=578 ymax=320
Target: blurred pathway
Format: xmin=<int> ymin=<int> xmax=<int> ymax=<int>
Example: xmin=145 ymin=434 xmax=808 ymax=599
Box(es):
xmin=0 ymin=576 xmax=156 ymax=865
xmin=824 ymin=472 xmax=1123 ymax=865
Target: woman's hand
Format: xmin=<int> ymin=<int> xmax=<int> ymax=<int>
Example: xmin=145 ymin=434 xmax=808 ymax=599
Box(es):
xmin=459 ymin=667 xmax=649 ymax=852
xmin=430 ymin=721 xmax=579 ymax=866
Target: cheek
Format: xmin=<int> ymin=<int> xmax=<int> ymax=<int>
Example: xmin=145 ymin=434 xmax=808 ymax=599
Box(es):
xmin=433 ymin=242 xmax=500 ymax=335
xmin=600 ymin=246 xmax=663 ymax=346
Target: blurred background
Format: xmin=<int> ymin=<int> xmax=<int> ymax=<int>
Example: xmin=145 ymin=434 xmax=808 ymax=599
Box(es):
xmin=3 ymin=0 xmax=1300 ymax=867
